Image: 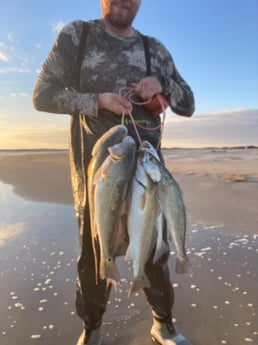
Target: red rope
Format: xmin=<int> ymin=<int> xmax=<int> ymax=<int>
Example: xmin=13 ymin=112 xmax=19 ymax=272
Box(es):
xmin=119 ymin=87 xmax=167 ymax=150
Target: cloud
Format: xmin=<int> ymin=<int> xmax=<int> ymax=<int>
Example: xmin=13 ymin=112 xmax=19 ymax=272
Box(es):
xmin=34 ymin=42 xmax=42 ymax=49
xmin=7 ymin=33 xmax=15 ymax=43
xmin=0 ymin=120 xmax=69 ymax=150
xmin=0 ymin=33 xmax=31 ymax=74
xmin=1 ymin=108 xmax=257 ymax=150
xmin=8 ymin=92 xmax=29 ymax=97
xmin=162 ymin=108 xmax=258 ymax=148
xmin=0 ymin=66 xmax=30 ymax=74
xmin=51 ymin=21 xmax=66 ymax=34
xmin=0 ymin=50 xmax=9 ymax=62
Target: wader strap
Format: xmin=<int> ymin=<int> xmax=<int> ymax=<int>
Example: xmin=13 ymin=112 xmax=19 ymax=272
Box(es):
xmin=141 ymin=34 xmax=152 ymax=76
xmin=76 ymin=21 xmax=89 ymax=90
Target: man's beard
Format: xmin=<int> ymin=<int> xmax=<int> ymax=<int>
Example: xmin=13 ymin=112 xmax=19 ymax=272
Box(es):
xmin=105 ymin=1 xmax=139 ymax=29
xmin=105 ymin=12 xmax=135 ymax=29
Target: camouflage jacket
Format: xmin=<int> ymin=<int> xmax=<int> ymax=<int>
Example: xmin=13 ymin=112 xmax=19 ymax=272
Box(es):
xmin=33 ymin=19 xmax=195 ymax=211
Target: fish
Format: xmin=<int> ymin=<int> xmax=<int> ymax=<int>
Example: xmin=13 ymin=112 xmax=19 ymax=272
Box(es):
xmin=142 ymin=153 xmax=192 ymax=274
xmin=88 ymin=124 xmax=128 ymax=229
xmin=137 ymin=141 xmax=168 ymax=264
xmin=93 ymin=135 xmax=137 ymax=288
xmin=125 ymin=143 xmax=166 ymax=296
xmin=87 ymin=124 xmax=128 ymax=278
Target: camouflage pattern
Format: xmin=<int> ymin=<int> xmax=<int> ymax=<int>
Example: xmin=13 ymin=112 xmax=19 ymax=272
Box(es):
xmin=33 ymin=19 xmax=194 ymax=212
xmin=34 ymin=19 xmax=194 ymax=118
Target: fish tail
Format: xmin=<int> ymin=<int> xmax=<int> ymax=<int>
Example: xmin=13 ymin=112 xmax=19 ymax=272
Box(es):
xmin=175 ymin=256 xmax=193 ymax=274
xmin=128 ymin=275 xmax=150 ymax=297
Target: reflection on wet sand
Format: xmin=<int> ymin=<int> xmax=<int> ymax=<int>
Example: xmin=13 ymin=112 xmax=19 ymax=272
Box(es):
xmin=0 ymin=223 xmax=25 ymax=247
xmin=0 ymin=181 xmax=257 ymax=345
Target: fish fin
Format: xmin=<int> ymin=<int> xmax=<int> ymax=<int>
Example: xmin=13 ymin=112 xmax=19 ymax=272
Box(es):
xmin=93 ymin=157 xmax=111 ymax=185
xmin=87 ymin=157 xmax=95 ymax=178
xmin=175 ymin=180 xmax=184 ymax=196
xmin=143 ymin=161 xmax=161 ymax=182
xmin=92 ymin=235 xmax=100 ymax=284
xmin=140 ymin=192 xmax=146 ymax=209
xmin=92 ymin=167 xmax=100 ymax=186
xmin=153 ymin=240 xmax=168 ymax=263
xmin=124 ymin=246 xmax=132 ymax=261
xmin=186 ymin=211 xmax=192 ymax=242
xmin=106 ymin=277 xmax=119 ymax=291
xmin=128 ymin=275 xmax=150 ymax=297
xmin=175 ymin=257 xmax=193 ymax=274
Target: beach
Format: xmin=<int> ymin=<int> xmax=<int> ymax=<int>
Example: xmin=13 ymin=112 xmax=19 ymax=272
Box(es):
xmin=0 ymin=148 xmax=257 ymax=345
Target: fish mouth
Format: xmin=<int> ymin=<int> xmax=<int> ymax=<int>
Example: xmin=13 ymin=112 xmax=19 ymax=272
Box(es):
xmin=141 ymin=141 xmax=152 ymax=149
xmin=108 ymin=145 xmax=125 ymax=160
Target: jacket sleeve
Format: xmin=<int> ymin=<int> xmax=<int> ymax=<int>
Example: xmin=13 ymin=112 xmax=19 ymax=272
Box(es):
xmin=153 ymin=39 xmax=195 ymax=117
xmin=32 ymin=21 xmax=99 ymax=117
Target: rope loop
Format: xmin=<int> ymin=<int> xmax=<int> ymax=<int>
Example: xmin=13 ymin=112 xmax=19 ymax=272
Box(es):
xmin=119 ymin=87 xmax=167 ymax=150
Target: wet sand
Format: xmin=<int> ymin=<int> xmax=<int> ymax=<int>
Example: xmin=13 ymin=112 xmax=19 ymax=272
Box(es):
xmin=0 ymin=149 xmax=257 ymax=345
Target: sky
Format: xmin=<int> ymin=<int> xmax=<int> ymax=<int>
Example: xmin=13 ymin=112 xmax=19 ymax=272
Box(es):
xmin=0 ymin=0 xmax=257 ymax=149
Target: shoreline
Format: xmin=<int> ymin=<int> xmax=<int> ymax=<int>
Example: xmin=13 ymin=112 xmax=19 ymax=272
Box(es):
xmin=1 ymin=145 xmax=257 ymax=152
xmin=0 ymin=151 xmax=257 ymax=236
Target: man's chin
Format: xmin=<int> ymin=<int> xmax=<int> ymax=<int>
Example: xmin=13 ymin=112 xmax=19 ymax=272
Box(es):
xmin=106 ymin=14 xmax=134 ymax=29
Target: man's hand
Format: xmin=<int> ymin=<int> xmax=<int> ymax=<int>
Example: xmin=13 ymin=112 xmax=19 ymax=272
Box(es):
xmin=132 ymin=76 xmax=162 ymax=100
xmin=98 ymin=93 xmax=132 ymax=115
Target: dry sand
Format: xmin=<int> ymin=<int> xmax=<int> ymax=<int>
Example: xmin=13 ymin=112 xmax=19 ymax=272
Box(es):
xmin=0 ymin=149 xmax=257 ymax=345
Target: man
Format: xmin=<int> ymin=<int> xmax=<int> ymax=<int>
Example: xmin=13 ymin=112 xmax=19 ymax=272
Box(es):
xmin=33 ymin=1 xmax=195 ymax=344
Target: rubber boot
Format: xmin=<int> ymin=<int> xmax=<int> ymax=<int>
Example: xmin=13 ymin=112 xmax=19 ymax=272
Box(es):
xmin=76 ymin=327 xmax=104 ymax=345
xmin=151 ymin=313 xmax=193 ymax=345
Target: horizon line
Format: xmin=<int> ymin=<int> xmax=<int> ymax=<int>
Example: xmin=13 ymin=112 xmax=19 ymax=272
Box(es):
xmin=0 ymin=145 xmax=258 ymax=152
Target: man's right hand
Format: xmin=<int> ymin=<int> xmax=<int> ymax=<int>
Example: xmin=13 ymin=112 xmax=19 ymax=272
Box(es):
xmin=98 ymin=93 xmax=132 ymax=115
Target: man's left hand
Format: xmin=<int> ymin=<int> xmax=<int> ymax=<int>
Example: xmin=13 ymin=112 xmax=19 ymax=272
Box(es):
xmin=132 ymin=77 xmax=162 ymax=100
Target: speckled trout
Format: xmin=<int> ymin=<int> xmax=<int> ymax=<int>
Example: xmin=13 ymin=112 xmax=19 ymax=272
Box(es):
xmin=94 ymin=135 xmax=137 ymax=288
xmin=125 ymin=142 xmax=167 ymax=296
xmin=142 ymin=153 xmax=192 ymax=274
xmin=87 ymin=125 xmax=128 ymax=279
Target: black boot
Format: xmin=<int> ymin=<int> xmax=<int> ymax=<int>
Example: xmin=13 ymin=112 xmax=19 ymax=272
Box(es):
xmin=151 ymin=311 xmax=193 ymax=345
xmin=76 ymin=322 xmax=104 ymax=345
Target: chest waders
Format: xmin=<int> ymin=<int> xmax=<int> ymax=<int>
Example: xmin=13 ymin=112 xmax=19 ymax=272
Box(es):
xmin=73 ymin=21 xmax=174 ymax=336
